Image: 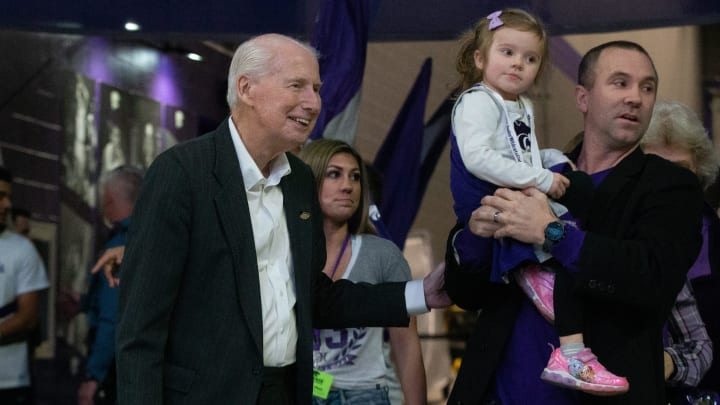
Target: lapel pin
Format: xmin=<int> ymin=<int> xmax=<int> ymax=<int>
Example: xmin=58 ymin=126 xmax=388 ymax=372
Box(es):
xmin=300 ymin=211 xmax=311 ymax=220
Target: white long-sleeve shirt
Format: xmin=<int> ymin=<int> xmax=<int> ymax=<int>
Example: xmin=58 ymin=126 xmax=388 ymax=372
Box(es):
xmin=452 ymin=87 xmax=558 ymax=193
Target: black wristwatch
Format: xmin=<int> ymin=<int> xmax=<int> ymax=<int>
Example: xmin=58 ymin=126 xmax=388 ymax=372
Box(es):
xmin=542 ymin=220 xmax=565 ymax=252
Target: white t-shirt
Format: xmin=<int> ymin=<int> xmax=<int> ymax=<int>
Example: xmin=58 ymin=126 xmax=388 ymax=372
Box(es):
xmin=0 ymin=230 xmax=49 ymax=389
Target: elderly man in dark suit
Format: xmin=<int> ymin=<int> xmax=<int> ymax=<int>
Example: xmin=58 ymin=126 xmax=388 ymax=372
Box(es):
xmin=114 ymin=34 xmax=449 ymax=405
xmin=444 ymin=41 xmax=704 ymax=404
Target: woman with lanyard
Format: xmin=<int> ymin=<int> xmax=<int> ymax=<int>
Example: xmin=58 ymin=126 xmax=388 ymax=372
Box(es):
xmin=300 ymin=139 xmax=427 ymax=405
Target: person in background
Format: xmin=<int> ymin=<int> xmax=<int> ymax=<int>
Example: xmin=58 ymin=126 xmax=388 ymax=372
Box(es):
xmin=0 ymin=166 xmax=49 ymax=404
xmin=640 ymin=100 xmax=720 ymax=403
xmin=78 ymin=166 xmax=143 ymax=405
xmin=11 ymin=208 xmax=31 ymax=238
xmin=300 ymin=139 xmax=426 ymax=405
xmin=444 ymin=41 xmax=704 ymax=404
xmin=113 ymin=33 xmax=449 ymax=405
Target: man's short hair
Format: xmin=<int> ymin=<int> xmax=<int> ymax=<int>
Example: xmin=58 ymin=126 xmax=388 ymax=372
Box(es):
xmin=0 ymin=166 xmax=12 ymax=183
xmin=225 ymin=34 xmax=318 ymax=109
xmin=11 ymin=207 xmax=30 ymax=222
xmin=577 ymin=41 xmax=657 ymax=89
xmin=101 ymin=165 xmax=144 ymax=204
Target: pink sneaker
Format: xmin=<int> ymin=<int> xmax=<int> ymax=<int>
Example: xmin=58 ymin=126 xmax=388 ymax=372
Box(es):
xmin=513 ymin=264 xmax=555 ymax=322
xmin=541 ymin=347 xmax=629 ymax=396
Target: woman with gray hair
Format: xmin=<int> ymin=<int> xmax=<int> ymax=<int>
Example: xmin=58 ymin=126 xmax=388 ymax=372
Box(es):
xmin=641 ymin=100 xmax=720 ymax=403
xmin=643 ymin=101 xmax=720 ymax=190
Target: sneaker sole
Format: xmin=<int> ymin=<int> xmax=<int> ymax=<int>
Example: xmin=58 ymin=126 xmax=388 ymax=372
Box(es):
xmin=541 ymin=368 xmax=629 ymax=396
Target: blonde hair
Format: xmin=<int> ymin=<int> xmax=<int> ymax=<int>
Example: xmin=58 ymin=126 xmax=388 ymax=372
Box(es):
xmin=642 ymin=100 xmax=720 ymax=190
xmin=455 ymin=8 xmax=549 ymax=92
xmin=299 ymin=139 xmax=376 ymax=235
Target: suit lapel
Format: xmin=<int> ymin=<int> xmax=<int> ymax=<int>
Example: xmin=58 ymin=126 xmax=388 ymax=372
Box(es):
xmin=211 ymin=120 xmax=263 ymax=355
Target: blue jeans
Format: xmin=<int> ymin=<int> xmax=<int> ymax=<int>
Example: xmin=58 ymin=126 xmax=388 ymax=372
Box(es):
xmin=312 ymin=385 xmax=390 ymax=405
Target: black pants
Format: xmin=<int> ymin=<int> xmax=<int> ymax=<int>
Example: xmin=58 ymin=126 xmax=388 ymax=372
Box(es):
xmin=548 ymin=260 xmax=583 ymax=337
xmin=257 ymin=365 xmax=297 ymax=405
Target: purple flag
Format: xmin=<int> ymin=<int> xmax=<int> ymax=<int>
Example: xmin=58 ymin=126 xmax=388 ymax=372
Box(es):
xmin=309 ymin=0 xmax=370 ymax=144
xmin=373 ymin=58 xmax=432 ymax=248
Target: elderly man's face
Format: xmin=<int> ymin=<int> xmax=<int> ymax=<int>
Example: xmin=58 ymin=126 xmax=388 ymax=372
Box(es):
xmin=250 ymin=41 xmax=322 ymax=151
xmin=576 ymin=47 xmax=657 ymax=151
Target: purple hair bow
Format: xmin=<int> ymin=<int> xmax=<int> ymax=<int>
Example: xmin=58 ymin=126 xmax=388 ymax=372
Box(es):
xmin=487 ymin=10 xmax=503 ymax=30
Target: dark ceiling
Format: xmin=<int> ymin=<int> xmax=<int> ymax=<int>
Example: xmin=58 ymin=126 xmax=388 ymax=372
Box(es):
xmin=2 ymin=0 xmax=720 ymax=42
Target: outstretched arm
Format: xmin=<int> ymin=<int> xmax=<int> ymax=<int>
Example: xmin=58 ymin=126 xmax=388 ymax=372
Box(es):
xmin=422 ymin=263 xmax=451 ymax=309
xmin=91 ymin=246 xmax=125 ymax=288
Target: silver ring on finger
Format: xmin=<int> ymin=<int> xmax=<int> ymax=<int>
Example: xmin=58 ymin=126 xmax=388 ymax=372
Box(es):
xmin=493 ymin=211 xmax=501 ymax=223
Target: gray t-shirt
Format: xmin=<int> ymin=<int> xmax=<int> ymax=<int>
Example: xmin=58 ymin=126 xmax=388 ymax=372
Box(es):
xmin=312 ymin=234 xmax=411 ymax=389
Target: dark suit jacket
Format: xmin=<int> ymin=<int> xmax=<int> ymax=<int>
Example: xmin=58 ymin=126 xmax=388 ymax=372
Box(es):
xmin=115 ymin=120 xmax=409 ymax=404
xmin=445 ymin=146 xmax=704 ymax=405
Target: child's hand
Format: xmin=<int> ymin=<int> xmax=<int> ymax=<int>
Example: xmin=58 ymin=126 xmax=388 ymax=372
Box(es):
xmin=548 ymin=173 xmax=570 ymax=199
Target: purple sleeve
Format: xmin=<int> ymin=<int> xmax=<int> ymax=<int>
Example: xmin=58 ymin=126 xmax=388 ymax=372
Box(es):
xmin=549 ymin=223 xmax=585 ymax=273
xmin=452 ymin=224 xmax=493 ymax=268
xmin=665 ymin=282 xmax=713 ymax=386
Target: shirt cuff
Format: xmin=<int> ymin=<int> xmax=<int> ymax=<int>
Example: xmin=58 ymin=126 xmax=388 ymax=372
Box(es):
xmin=405 ymin=279 xmax=429 ymax=316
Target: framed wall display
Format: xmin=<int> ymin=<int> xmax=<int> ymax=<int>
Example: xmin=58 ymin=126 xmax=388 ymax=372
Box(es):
xmin=163 ymin=105 xmax=198 ymax=148
xmin=62 ymin=73 xmax=98 ymax=208
xmin=98 ymin=85 xmax=131 ymax=177
xmin=128 ymin=95 xmax=161 ymax=170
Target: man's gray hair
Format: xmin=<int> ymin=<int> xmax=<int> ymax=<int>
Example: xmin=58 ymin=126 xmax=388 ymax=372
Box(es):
xmin=101 ymin=165 xmax=144 ymax=204
xmin=226 ymin=34 xmax=318 ymax=109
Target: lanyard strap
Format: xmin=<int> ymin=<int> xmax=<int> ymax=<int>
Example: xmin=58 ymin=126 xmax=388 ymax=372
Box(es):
xmin=472 ymin=83 xmax=542 ymax=168
xmin=329 ymin=233 xmax=351 ymax=280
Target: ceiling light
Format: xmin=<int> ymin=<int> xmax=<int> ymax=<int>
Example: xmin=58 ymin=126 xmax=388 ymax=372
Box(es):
xmin=124 ymin=21 xmax=141 ymax=31
xmin=186 ymin=52 xmax=203 ymax=62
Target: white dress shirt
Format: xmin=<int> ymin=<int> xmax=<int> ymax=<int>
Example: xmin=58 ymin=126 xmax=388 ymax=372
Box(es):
xmin=227 ymin=119 xmax=428 ymax=366
xmin=229 ymin=120 xmax=297 ymax=366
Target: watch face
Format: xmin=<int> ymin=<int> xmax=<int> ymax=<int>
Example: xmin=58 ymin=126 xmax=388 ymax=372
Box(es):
xmin=546 ymin=222 xmax=564 ymax=241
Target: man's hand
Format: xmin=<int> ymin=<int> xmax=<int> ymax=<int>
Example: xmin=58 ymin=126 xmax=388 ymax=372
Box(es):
xmin=480 ymin=188 xmax=556 ymax=244
xmin=663 ymin=350 xmax=675 ymax=380
xmin=548 ymin=172 xmax=570 ymax=200
xmin=78 ymin=379 xmax=98 ymax=405
xmin=467 ymin=205 xmax=504 ymax=238
xmin=90 ymin=246 xmax=125 ymax=288
xmin=423 ymin=263 xmax=452 ymax=309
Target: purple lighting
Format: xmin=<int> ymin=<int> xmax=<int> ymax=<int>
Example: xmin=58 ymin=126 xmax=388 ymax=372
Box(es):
xmin=83 ymin=37 xmax=112 ymax=84
xmin=151 ymin=55 xmax=182 ymax=107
